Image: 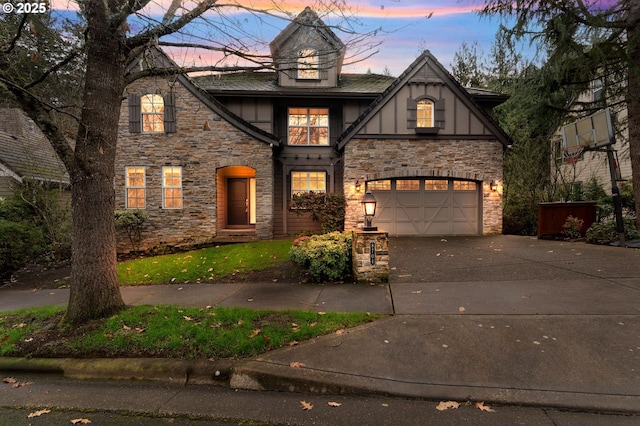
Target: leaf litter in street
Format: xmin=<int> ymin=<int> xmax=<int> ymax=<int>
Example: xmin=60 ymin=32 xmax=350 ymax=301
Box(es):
xmin=475 ymin=401 xmax=496 ymax=412
xmin=436 ymin=401 xmax=460 ymax=411
xmin=300 ymin=401 xmax=313 ymax=411
xmin=27 ymin=409 xmax=51 ymax=418
xmin=328 ymin=401 xmax=342 ymax=407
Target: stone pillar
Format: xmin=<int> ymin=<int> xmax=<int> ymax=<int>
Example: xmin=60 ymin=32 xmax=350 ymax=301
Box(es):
xmin=352 ymin=230 xmax=389 ymax=283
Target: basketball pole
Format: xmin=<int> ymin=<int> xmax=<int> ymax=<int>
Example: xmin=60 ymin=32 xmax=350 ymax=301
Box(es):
xmin=606 ymin=143 xmax=626 ymax=247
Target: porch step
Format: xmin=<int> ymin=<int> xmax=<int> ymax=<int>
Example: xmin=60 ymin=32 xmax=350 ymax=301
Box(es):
xmin=213 ymin=229 xmax=259 ymax=243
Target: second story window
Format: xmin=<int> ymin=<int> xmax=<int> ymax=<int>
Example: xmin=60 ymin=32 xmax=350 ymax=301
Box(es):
xmin=417 ymin=99 xmax=434 ymax=127
xmin=141 ymin=94 xmax=165 ymax=132
xmin=593 ymin=77 xmax=604 ymax=102
xmin=288 ymin=107 xmax=329 ymax=145
xmin=297 ymin=49 xmax=319 ymax=79
xmin=128 ymin=92 xmax=176 ymax=134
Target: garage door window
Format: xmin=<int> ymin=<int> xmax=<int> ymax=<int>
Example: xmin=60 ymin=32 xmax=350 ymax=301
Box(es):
xmin=454 ymin=181 xmax=477 ymax=191
xmin=368 ymin=180 xmax=391 ymax=190
xmin=425 ymin=180 xmax=448 ymax=191
xmin=396 ymin=179 xmax=420 ymax=190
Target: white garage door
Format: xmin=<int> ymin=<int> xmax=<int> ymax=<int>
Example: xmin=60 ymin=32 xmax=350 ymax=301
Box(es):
xmin=369 ymin=178 xmax=480 ymax=236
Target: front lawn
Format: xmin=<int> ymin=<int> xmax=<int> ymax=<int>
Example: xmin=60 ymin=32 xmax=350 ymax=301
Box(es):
xmin=0 ymin=305 xmax=379 ymax=359
xmin=118 ymin=240 xmax=294 ymax=285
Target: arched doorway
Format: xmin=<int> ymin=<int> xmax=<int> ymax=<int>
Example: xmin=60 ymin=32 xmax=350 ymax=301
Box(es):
xmin=217 ymin=166 xmax=256 ymax=229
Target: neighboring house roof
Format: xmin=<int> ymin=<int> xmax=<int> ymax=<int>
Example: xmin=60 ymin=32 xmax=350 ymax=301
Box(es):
xmin=126 ymin=47 xmax=282 ymax=147
xmin=194 ymin=71 xmax=395 ymax=98
xmin=336 ymin=50 xmax=513 ymax=149
xmin=0 ymin=108 xmax=69 ymax=185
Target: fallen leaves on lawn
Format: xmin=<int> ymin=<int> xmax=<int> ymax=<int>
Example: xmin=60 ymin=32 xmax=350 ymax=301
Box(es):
xmin=248 ymin=328 xmax=261 ymax=338
xmin=27 ymin=409 xmax=51 ymax=418
xmin=436 ymin=401 xmax=460 ymax=411
xmin=475 ymin=401 xmax=495 ymax=412
xmin=289 ymin=361 xmax=305 ymax=368
xmin=300 ymin=401 xmax=313 ymax=411
xmin=328 ymin=401 xmax=342 ymax=407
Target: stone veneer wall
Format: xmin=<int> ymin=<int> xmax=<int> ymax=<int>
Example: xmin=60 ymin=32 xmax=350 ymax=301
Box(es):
xmin=343 ymin=138 xmax=503 ymax=234
xmin=115 ymin=76 xmax=274 ymax=252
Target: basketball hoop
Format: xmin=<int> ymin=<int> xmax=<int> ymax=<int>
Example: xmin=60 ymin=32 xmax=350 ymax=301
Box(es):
xmin=562 ymin=145 xmax=585 ymax=165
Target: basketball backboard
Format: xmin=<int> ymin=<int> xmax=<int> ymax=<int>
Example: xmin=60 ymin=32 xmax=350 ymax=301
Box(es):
xmin=561 ymin=108 xmax=615 ymax=150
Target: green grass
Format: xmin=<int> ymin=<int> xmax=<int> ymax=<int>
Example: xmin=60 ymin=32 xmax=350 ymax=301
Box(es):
xmin=117 ymin=240 xmax=293 ymax=285
xmin=0 ymin=305 xmax=380 ymax=359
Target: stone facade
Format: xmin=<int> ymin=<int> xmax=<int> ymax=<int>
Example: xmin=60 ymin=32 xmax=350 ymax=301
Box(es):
xmin=115 ymin=76 xmax=274 ymax=252
xmin=343 ymin=138 xmax=503 ymax=234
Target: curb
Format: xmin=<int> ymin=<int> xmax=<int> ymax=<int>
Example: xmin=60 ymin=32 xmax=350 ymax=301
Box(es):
xmin=0 ymin=357 xmax=233 ymax=386
xmin=3 ymin=357 xmax=639 ymax=414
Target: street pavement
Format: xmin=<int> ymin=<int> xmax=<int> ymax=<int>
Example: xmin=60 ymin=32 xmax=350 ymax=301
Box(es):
xmin=1 ymin=235 xmax=639 ymax=416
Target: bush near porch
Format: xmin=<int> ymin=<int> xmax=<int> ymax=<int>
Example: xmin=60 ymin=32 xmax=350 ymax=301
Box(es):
xmin=289 ymin=232 xmax=352 ymax=283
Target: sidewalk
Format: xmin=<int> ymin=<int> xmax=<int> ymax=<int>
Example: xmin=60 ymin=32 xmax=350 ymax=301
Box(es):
xmin=1 ymin=235 xmax=639 ymax=413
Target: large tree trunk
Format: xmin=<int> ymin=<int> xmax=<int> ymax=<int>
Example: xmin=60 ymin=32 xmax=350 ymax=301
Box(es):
xmin=628 ymin=2 xmax=640 ymax=230
xmin=65 ymin=3 xmax=127 ymax=324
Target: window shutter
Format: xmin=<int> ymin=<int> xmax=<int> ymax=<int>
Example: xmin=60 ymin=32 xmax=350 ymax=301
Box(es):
xmin=163 ymin=93 xmax=176 ymax=133
xmin=435 ymin=98 xmax=446 ymax=129
xmin=128 ymin=93 xmax=141 ymax=133
xmin=407 ymin=98 xmax=417 ymax=129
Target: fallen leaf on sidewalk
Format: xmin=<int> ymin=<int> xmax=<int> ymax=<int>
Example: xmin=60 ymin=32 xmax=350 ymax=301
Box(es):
xmin=328 ymin=401 xmax=342 ymax=407
xmin=475 ymin=401 xmax=495 ymax=412
xmin=290 ymin=361 xmax=305 ymax=368
xmin=436 ymin=401 xmax=460 ymax=411
xmin=300 ymin=401 xmax=313 ymax=411
xmin=289 ymin=340 xmax=299 ymax=346
xmin=411 ymin=290 xmax=422 ymax=294
xmin=27 ymin=409 xmax=51 ymax=418
xmin=71 ymin=418 xmax=92 ymax=424
xmin=335 ymin=329 xmax=345 ymax=335
xmin=458 ymin=307 xmax=466 ymax=312
xmin=3 ymin=377 xmax=17 ymax=384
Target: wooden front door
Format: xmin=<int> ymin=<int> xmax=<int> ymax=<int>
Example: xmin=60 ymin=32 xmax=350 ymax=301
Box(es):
xmin=227 ymin=178 xmax=248 ymax=226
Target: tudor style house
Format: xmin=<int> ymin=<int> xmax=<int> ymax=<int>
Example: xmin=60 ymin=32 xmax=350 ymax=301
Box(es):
xmin=115 ymin=7 xmax=510 ymax=252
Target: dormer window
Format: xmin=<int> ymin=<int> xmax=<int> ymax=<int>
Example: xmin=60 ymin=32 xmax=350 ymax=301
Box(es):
xmin=417 ymin=99 xmax=434 ymax=127
xmin=297 ymin=49 xmax=319 ymax=79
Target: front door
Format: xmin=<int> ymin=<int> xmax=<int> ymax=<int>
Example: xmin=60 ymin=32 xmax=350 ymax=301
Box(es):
xmin=227 ymin=178 xmax=248 ymax=226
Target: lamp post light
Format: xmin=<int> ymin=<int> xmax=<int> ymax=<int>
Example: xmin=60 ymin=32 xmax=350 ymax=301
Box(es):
xmin=362 ymin=190 xmax=377 ymax=231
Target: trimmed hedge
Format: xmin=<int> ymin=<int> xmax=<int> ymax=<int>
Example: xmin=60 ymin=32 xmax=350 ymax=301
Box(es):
xmin=289 ymin=232 xmax=352 ymax=283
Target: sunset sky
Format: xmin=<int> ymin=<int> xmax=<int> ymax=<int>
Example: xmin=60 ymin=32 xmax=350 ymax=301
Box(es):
xmin=49 ymin=0 xmax=521 ymax=76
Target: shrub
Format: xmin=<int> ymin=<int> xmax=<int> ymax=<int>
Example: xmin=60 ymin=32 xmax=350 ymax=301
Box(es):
xmin=290 ymin=192 xmax=345 ymax=233
xmin=562 ymin=215 xmax=584 ymax=239
xmin=289 ymin=232 xmax=352 ymax=283
xmin=0 ymin=219 xmax=46 ymax=279
xmin=586 ymin=218 xmax=640 ymax=245
xmin=115 ymin=209 xmax=149 ymax=253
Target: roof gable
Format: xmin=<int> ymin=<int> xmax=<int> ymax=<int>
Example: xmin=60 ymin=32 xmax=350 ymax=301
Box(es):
xmin=269 ymin=7 xmax=345 ymax=61
xmin=125 ymin=46 xmax=281 ymax=147
xmin=337 ymin=51 xmax=511 ymax=149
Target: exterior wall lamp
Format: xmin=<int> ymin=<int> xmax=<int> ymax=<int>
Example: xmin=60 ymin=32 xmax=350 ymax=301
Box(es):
xmin=490 ymin=180 xmax=498 ymax=192
xmin=355 ymin=180 xmax=362 ymax=192
xmin=362 ymin=190 xmax=378 ymax=231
